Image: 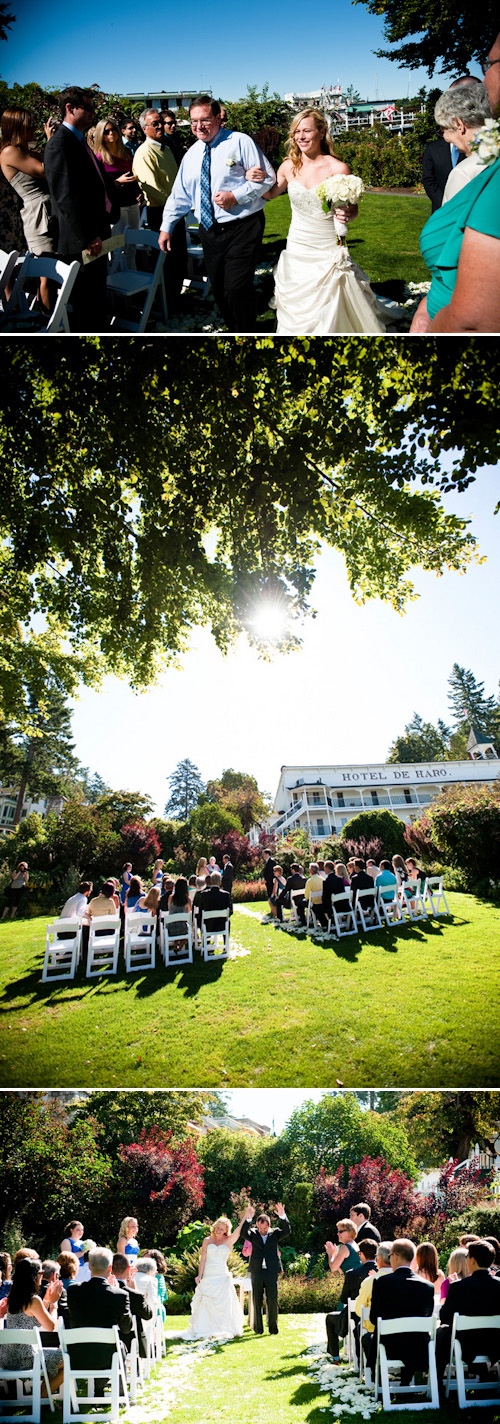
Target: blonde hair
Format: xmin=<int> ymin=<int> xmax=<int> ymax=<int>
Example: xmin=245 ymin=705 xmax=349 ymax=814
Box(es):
xmin=336 ymin=1219 xmax=357 ymax=1238
xmin=287 ymin=107 xmax=338 ymax=173
xmin=143 ymin=888 xmax=160 ymax=912
xmin=93 ymin=116 xmax=127 ymax=164
xmin=211 ymin=1216 xmax=232 ymax=1237
xmin=447 ymin=1247 xmax=469 ymax=1279
xmin=118 ymin=1217 xmax=138 ymax=1240
xmin=196 ymin=858 xmax=207 ymax=876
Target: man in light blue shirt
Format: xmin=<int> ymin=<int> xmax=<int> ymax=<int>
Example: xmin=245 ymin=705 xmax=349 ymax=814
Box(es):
xmin=159 ymin=94 xmax=275 ymax=330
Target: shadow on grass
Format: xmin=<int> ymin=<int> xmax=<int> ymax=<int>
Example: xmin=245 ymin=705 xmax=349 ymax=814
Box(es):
xmin=0 ymin=950 xmax=227 ymax=1009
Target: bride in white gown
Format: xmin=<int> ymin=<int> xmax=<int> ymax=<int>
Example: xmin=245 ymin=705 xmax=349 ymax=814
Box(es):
xmin=259 ymin=107 xmax=386 ymax=335
xmin=166 ymin=1212 xmax=247 ymax=1341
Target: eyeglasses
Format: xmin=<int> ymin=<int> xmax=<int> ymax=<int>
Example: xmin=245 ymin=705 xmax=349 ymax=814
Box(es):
xmin=147 ymin=120 xmax=163 ymax=129
xmin=191 ymin=118 xmax=214 ymax=128
xmin=481 ymin=56 xmax=500 ymax=73
xmin=103 ymin=128 xmax=116 ymax=135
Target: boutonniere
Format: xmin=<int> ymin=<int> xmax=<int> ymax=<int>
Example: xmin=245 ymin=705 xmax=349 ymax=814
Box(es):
xmin=469 ymin=118 xmax=500 ymax=166
xmin=225 ymin=155 xmax=237 ymax=168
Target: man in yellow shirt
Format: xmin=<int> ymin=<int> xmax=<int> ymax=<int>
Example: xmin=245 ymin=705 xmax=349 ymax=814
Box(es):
xmin=133 ymin=109 xmax=186 ymax=308
xmin=304 ymin=862 xmax=328 ymax=930
xmin=356 ymin=1241 xmax=393 ymax=1334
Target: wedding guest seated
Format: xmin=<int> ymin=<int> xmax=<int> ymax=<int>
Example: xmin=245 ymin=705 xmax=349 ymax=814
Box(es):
xmin=365 ymin=1238 xmax=434 ymax=1379
xmin=350 ymin=859 xmax=375 ymax=910
xmin=325 ymin=1220 xmax=360 ymax=1278
xmin=304 ymin=863 xmax=328 ymax=928
xmin=59 ymin=881 xmax=93 ymax=921
xmin=187 ymin=875 xmax=198 ymax=903
xmin=375 ymin=860 xmax=398 ymax=902
xmin=440 ymin=1246 xmax=469 ymax=1301
xmin=405 ymin=857 xmax=424 ymax=884
xmin=166 ymin=876 xmax=191 ymax=952
xmin=355 ymin=1241 xmax=392 ymax=1332
xmin=435 ymin=83 xmax=492 ymax=205
xmin=57 ymin=1251 xmax=79 ymax=1291
xmin=316 ymin=860 xmax=326 ymax=879
xmin=40 ymin=1259 xmax=70 ymax=1326
xmin=143 ymin=1249 xmax=168 ymax=1315
xmin=159 ymin=875 xmax=175 ymax=912
xmin=198 ymin=871 xmax=232 ymax=932
xmin=276 ymin=863 xmax=306 ymax=923
xmin=111 ymin=1253 xmax=153 ymax=1356
xmin=67 ymin=1247 xmax=133 ymax=1370
xmin=133 ymin=885 xmax=160 ymax=931
xmin=326 ymin=1237 xmax=378 ymax=1360
xmin=134 ymin=1257 xmax=159 ymax=1311
xmin=88 ymin=881 xmax=120 ymax=921
xmin=124 ymin=876 xmax=143 ymax=913
xmin=1 ymin=1256 xmax=64 ymax=1394
xmin=366 ymin=859 xmax=379 ymax=881
xmin=322 ymin=861 xmax=351 ymax=919
xmin=415 ymin=1241 xmax=445 ymax=1298
xmin=436 ymin=1238 xmax=500 ymax=1379
xmin=350 ymin=1203 xmax=381 ymax=1245
xmin=485 ymin=1237 xmax=500 ymax=1271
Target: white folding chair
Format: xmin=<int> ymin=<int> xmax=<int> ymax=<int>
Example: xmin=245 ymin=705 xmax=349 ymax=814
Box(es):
xmin=346 ymin=1297 xmax=359 ymax=1367
xmin=327 ymin=891 xmax=357 ymax=938
xmin=445 ymin=1312 xmax=500 ymax=1408
xmin=398 ymin=879 xmax=428 ymax=923
xmin=123 ymin=1320 xmax=141 ymax=1404
xmin=202 ymin=909 xmax=230 ymax=961
xmin=161 ymin=913 xmax=192 ymax=967
xmin=289 ymin=890 xmax=306 ymax=930
xmin=355 ymin=888 xmax=382 ymax=933
xmin=59 ymin=1324 xmax=128 ymax=1424
xmin=184 ymin=211 xmax=211 ymax=296
xmin=5 ymin=254 xmax=80 ymax=332
xmin=124 ymin=912 xmax=156 ymax=972
xmin=374 ymin=1317 xmax=439 ymax=1411
xmin=0 ymin=1326 xmax=54 ymax=1422
xmin=377 ymin=886 xmax=404 ymax=928
xmin=42 ymin=921 xmax=81 ymax=983
xmin=423 ymin=876 xmax=450 ymax=917
xmin=0 ymin=248 xmax=20 ymax=310
xmin=107 ymin=228 xmax=167 ymax=331
xmin=305 ymin=899 xmax=324 ymax=933
xmin=85 ymin=918 xmax=120 ymax=977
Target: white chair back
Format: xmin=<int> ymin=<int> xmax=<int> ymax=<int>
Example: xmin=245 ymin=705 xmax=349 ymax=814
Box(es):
xmin=202 ymin=908 xmax=230 ymax=961
xmin=124 ymin=912 xmax=156 ymax=972
xmin=355 ymin=888 xmax=382 ymax=933
xmin=375 ymin=1317 xmax=439 ymax=1412
xmin=377 ymin=885 xmax=404 ymax=927
xmin=107 ymin=228 xmax=167 ymax=331
xmin=6 ymin=255 xmax=80 ymax=332
xmin=423 ymin=876 xmax=450 ymax=917
xmin=328 ymin=890 xmax=357 ymax=937
xmin=86 ymin=918 xmax=120 ymax=977
xmin=42 ymin=921 xmax=81 ymax=983
xmin=445 ymin=1312 xmax=500 ymax=1409
xmin=0 ymin=1325 xmax=54 ymax=1421
xmin=161 ymin=912 xmax=193 ymax=967
xmin=59 ymin=1323 xmax=127 ymax=1423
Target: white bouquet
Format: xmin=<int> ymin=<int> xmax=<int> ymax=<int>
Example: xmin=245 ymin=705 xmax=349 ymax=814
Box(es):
xmin=315 ymin=173 xmax=365 ymax=243
xmin=469 ymin=117 xmax=500 ymax=166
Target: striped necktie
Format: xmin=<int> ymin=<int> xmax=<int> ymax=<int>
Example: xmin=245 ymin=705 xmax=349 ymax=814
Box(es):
xmin=200 ymin=142 xmax=215 ymax=229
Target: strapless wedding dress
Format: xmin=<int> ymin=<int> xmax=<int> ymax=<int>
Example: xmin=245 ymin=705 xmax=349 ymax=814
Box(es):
xmin=272 ymin=178 xmax=386 ymax=334
xmin=165 ymin=1244 xmax=244 ymax=1340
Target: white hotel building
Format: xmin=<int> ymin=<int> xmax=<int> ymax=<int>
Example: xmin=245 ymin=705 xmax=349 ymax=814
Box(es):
xmin=269 ymin=731 xmax=499 ymax=841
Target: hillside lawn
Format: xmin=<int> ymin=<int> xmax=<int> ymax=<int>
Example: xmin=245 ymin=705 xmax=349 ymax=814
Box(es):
xmin=40 ymin=1315 xmax=500 ymax=1424
xmin=0 ymin=892 xmax=499 ymax=1088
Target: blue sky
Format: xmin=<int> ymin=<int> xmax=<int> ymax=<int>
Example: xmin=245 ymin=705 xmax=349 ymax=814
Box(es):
xmin=68 ymin=470 xmax=500 ymax=815
xmin=2 ymin=0 xmax=469 ymax=103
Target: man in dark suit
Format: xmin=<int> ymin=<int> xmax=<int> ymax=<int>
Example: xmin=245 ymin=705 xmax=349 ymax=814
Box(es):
xmin=262 ymin=852 xmax=276 ymax=901
xmin=199 ymin=872 xmax=232 ymax=932
xmin=436 ymin=1239 xmax=500 ymax=1378
xmin=422 ymin=137 xmax=454 ymax=211
xmin=322 ymin=861 xmax=351 ymax=920
xmin=366 ymin=1239 xmax=434 ymax=1378
xmin=221 ymin=855 xmax=234 ymax=894
xmin=44 ymin=86 xmax=118 ymax=331
xmin=111 ymin=1254 xmax=153 ymax=1359
xmin=240 ymin=1203 xmax=290 ymax=1335
xmin=67 ymin=1247 xmax=133 ymax=1370
xmin=350 ymin=1204 xmax=381 ymax=1246
xmin=276 ymin=863 xmax=306 ymax=923
xmin=350 ymin=859 xmax=375 ymax=911
xmin=326 ymin=1238 xmax=378 ymax=1358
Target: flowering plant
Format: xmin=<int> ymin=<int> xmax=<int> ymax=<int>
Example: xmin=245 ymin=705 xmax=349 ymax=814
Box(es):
xmin=315 ymin=173 xmax=365 ymax=215
xmin=469 ymin=118 xmax=500 ymax=165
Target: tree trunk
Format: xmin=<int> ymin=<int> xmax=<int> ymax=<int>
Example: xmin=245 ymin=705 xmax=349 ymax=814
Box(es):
xmin=13 ymin=742 xmax=36 ymax=827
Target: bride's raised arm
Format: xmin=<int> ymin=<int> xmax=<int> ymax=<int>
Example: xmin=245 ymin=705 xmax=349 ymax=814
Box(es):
xmin=227 ymin=1205 xmax=253 ymax=1248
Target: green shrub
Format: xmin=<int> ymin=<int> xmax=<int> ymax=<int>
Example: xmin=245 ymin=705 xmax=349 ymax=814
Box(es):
xmin=232 ymin=879 xmax=267 ymax=902
xmin=277 ymin=1274 xmax=341 ymax=1313
xmin=439 ymin=1201 xmax=500 ymax=1261
xmin=168 ymin=1245 xmax=242 ymax=1297
xmin=425 ymin=783 xmax=500 ymax=883
xmin=165 ymin=1289 xmax=191 ymax=1314
xmin=340 ymin=809 xmax=408 ymax=860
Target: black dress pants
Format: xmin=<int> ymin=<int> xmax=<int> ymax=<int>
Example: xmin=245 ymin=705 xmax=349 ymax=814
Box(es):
xmin=200 ymin=210 xmax=265 ymax=332
xmin=62 ymin=251 xmax=109 ymax=332
xmin=252 ymin=1274 xmax=279 ymax=1333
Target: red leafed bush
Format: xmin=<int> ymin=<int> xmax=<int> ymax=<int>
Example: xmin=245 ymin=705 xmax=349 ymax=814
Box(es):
xmin=314 ymin=1155 xmax=425 ymax=1241
xmin=118 ymin=1128 xmax=204 ymax=1245
xmin=231 ymin=879 xmax=267 ymax=902
xmin=120 ymin=821 xmax=161 ymax=873
xmin=210 ymin=830 xmax=262 ymax=877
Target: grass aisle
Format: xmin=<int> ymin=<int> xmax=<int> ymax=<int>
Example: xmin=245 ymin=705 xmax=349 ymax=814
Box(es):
xmin=0 ymin=893 xmax=499 ymax=1087
xmin=121 ymin=1314 xmax=499 ymax=1424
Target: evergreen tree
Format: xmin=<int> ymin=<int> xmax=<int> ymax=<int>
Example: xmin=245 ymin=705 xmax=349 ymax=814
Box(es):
xmin=387 ymin=712 xmax=451 ymax=763
xmin=0 ymin=685 xmax=81 ymax=827
xmin=447 ymin=664 xmax=498 ymax=742
xmin=165 ymin=759 xmax=205 ymax=820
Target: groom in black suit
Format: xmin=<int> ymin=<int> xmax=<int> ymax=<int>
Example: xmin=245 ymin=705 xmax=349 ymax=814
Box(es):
xmin=240 ymin=1202 xmax=290 ymax=1335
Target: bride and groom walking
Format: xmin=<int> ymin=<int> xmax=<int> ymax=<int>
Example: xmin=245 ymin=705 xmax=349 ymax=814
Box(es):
xmin=159 ymin=96 xmax=386 ymax=334
xmin=168 ymin=1203 xmax=290 ymax=1341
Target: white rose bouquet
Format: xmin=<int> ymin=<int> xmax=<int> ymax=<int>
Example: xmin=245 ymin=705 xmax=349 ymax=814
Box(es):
xmin=469 ymin=118 xmax=500 ymax=166
xmin=315 ymin=173 xmax=365 ymax=244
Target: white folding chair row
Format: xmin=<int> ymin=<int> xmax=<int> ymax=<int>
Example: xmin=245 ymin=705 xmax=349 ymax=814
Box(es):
xmin=355 ymin=888 xmax=382 ymax=933
xmin=374 ymin=1316 xmax=439 ymax=1411
xmin=359 ymin=1303 xmax=373 ymax=1382
xmin=0 ymin=1326 xmax=55 ymax=1422
xmin=397 ymin=878 xmax=428 ymax=923
xmin=5 ymin=254 xmax=80 ymax=332
xmin=42 ymin=920 xmax=82 ymax=983
xmin=377 ymin=886 xmax=405 ymax=928
xmin=423 ymin=875 xmax=450 ymax=916
xmin=107 ymin=228 xmax=167 ymax=331
xmin=289 ymin=890 xmax=306 ymax=927
xmin=86 ymin=918 xmax=120 ymax=977
xmin=123 ymin=912 xmax=156 ymax=972
xmin=59 ymin=1324 xmax=128 ymax=1424
xmin=445 ymin=1312 xmax=500 ymax=1409
xmin=159 ymin=911 xmax=193 ymax=967
xmin=327 ymin=890 xmax=357 ymax=938
xmin=202 ymin=909 xmax=230 ymax=961
xmin=305 ymin=899 xmax=324 ymax=933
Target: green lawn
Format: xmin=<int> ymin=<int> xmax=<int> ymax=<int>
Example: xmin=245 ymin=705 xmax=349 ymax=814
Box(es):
xmin=261 ymin=190 xmax=431 ymax=283
xmin=64 ymin=1314 xmax=498 ymax=1424
xmin=0 ymin=893 xmax=499 ymax=1088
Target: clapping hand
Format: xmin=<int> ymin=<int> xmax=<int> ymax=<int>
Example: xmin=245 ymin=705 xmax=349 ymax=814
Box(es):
xmin=45 ymin=1279 xmax=63 ymax=1304
xmin=324 ymin=1240 xmax=335 ymax=1258
xmin=275 ymin=1202 xmax=286 ymax=1218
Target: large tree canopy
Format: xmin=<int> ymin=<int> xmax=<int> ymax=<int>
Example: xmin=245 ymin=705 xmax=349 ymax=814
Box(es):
xmin=354 ymin=0 xmax=498 ymax=77
xmin=2 ymin=338 xmax=497 ymax=726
